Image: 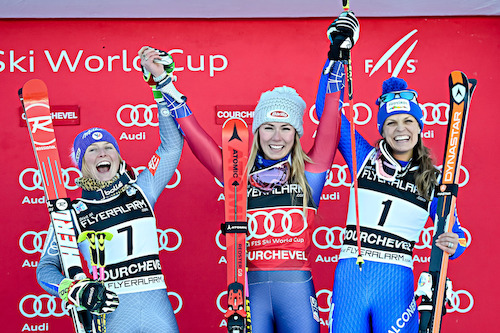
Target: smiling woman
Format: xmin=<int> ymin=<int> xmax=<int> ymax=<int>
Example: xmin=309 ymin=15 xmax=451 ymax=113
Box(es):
xmin=35 ymin=60 xmax=185 ymax=332
xmin=322 ymin=76 xmax=469 ymax=333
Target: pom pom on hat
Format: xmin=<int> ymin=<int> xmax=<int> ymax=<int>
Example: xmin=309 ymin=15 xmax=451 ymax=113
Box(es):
xmin=376 ymin=77 xmax=424 ymax=134
xmin=72 ymin=128 xmax=120 ymax=170
xmin=252 ymin=86 xmax=306 ymax=137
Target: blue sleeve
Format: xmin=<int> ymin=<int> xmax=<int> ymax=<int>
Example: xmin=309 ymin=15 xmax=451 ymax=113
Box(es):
xmin=338 ymin=113 xmax=374 ymax=176
xmin=136 ymin=101 xmax=184 ymax=208
xmin=36 ymin=224 xmax=66 ymax=297
xmin=429 ymin=197 xmax=467 ymax=260
xmin=306 ymin=60 xmax=346 ymax=207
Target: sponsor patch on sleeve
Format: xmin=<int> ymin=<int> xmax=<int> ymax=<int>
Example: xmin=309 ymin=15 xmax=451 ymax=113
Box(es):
xmin=148 ymin=153 xmax=161 ymax=176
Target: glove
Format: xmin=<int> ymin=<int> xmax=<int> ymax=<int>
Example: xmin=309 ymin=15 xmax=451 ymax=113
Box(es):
xmin=140 ymin=46 xmax=186 ymax=104
xmin=327 ymin=11 xmax=360 ymax=61
xmin=58 ymin=278 xmax=119 ymax=315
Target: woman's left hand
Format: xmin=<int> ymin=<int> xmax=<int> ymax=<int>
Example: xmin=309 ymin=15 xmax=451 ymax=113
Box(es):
xmin=435 ymin=232 xmax=459 ymax=255
xmin=138 ymin=46 xmax=164 ymax=77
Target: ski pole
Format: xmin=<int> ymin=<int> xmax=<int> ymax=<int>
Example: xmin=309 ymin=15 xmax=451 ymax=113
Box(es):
xmin=341 ymin=0 xmax=364 ymax=270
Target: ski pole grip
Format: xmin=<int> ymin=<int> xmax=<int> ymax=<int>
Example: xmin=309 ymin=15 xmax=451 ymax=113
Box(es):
xmin=221 ymin=222 xmax=248 ymax=235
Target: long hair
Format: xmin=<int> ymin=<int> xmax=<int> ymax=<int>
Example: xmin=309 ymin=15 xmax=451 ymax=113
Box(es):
xmin=412 ymin=136 xmax=439 ymax=200
xmin=247 ymin=131 xmax=313 ymax=215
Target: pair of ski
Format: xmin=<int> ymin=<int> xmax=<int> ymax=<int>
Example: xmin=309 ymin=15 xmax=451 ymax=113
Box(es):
xmin=20 ymin=79 xmax=108 ymax=333
xmin=415 ymin=71 xmax=477 ymax=332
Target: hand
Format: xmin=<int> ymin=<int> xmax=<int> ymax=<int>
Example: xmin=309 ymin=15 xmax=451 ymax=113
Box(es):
xmin=138 ymin=46 xmax=175 ymax=86
xmin=435 ymin=232 xmax=459 ymax=256
xmin=59 ymin=278 xmax=119 ymax=315
xmin=326 ymin=11 xmax=360 ymax=61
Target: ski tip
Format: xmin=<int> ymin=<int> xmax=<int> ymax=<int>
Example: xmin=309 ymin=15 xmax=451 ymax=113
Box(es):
xmin=222 ymin=117 xmax=249 ymax=128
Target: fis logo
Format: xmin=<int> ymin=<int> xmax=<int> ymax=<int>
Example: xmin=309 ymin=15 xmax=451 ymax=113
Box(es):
xmin=365 ymin=30 xmax=418 ymax=77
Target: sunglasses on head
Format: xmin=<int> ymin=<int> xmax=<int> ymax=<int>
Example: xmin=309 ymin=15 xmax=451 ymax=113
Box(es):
xmin=378 ymin=90 xmax=418 ymax=104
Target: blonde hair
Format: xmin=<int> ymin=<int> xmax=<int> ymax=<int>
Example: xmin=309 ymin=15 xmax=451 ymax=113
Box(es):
xmin=247 ymin=131 xmax=313 ymax=215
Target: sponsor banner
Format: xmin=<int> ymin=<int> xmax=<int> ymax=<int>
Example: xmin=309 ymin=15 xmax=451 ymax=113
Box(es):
xmin=215 ymin=105 xmax=255 ymax=124
xmin=19 ymin=105 xmax=80 ymax=126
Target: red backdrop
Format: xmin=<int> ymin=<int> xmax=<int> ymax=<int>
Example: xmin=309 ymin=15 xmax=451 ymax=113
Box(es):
xmin=1 ymin=17 xmax=499 ymax=332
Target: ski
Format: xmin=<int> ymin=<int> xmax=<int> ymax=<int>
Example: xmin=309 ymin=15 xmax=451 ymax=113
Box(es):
xmin=417 ymin=71 xmax=477 ymax=333
xmin=20 ymin=79 xmax=94 ymax=333
xmin=221 ymin=118 xmax=251 ymax=333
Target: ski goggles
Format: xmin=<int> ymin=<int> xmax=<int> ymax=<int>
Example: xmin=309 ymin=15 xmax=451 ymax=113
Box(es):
xmin=249 ymin=160 xmax=290 ymax=192
xmin=377 ymin=90 xmax=418 ymax=105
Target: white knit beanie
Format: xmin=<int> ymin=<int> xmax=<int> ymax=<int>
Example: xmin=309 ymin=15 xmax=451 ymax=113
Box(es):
xmin=252 ymin=86 xmax=306 ymax=137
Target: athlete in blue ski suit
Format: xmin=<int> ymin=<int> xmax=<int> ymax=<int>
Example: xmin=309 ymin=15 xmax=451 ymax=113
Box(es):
xmin=315 ymin=23 xmax=468 ymax=331
xmin=36 ymin=63 xmax=183 ymax=332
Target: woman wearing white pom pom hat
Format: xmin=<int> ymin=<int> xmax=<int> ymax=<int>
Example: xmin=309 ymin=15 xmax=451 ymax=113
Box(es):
xmin=138 ymin=10 xmax=360 ymax=332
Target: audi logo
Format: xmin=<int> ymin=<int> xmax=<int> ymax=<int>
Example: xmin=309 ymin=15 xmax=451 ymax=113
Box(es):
xmin=415 ymin=226 xmax=472 ymax=250
xmin=309 ymin=103 xmax=372 ymax=127
xmin=133 ymin=166 xmax=181 ymax=189
xmin=19 ymin=294 xmax=68 ymax=318
xmin=421 ymin=102 xmax=450 ymax=126
xmin=324 ymin=164 xmax=470 ymax=188
xmin=157 ymin=228 xmax=183 ymax=252
xmin=312 ymin=226 xmax=344 ymax=250
xmin=247 ymin=209 xmax=308 ymax=239
xmin=19 ymin=167 xmax=81 ymax=192
xmin=325 ymin=164 xmax=351 ymax=188
xmin=19 ymin=230 xmax=49 ymax=254
xmin=117 ymin=104 xmax=159 ymax=127
xmin=311 ymin=225 xmax=471 ymax=251
xmin=19 ymin=292 xmax=183 ymax=318
xmin=314 ymin=288 xmax=473 ymax=313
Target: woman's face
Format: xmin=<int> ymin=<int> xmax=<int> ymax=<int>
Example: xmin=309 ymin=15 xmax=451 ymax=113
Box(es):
xmin=382 ymin=113 xmax=420 ymax=161
xmin=258 ymin=122 xmax=296 ymax=160
xmin=82 ymin=141 xmax=120 ymax=181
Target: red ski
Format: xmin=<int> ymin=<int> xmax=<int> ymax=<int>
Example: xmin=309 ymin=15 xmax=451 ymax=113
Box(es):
xmin=20 ymin=79 xmax=93 ymax=333
xmin=221 ymin=118 xmax=251 ymax=333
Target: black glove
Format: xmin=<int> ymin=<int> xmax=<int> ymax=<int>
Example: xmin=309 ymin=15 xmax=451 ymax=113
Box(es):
xmin=327 ymin=11 xmax=360 ymax=61
xmin=59 ymin=278 xmax=119 ymax=315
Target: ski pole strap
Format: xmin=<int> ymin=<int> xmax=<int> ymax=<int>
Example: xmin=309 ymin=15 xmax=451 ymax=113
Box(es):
xmin=435 ymin=184 xmax=459 ymax=197
xmin=221 ymin=222 xmax=248 ymax=235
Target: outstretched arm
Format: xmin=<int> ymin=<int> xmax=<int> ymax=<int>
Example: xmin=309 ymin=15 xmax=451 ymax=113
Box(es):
xmin=139 ymin=46 xmax=223 ymax=182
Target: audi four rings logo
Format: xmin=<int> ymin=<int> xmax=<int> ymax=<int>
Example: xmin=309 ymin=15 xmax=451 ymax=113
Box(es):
xmin=19 ymin=167 xmax=81 ymax=191
xmin=309 ymin=103 xmax=372 ymax=127
xmin=20 ymin=230 xmax=48 ymax=254
xmin=314 ymin=288 xmax=473 ymax=314
xmin=117 ymin=104 xmax=159 ymax=127
xmin=324 ymin=164 xmax=470 ymax=188
xmin=414 ymin=226 xmax=472 ymax=250
xmin=311 ymin=226 xmax=471 ymax=250
xmin=133 ymin=166 xmax=181 ymax=189
xmin=19 ymin=295 xmax=67 ymax=318
xmin=19 ymin=166 xmax=181 ymax=192
xmin=312 ymin=226 xmax=345 ymax=250
xmin=309 ymin=102 xmax=452 ymax=128
xmin=19 ymin=292 xmax=184 ymax=318
xmin=247 ymin=209 xmax=308 ymax=239
xmin=157 ymin=228 xmax=183 ymax=252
